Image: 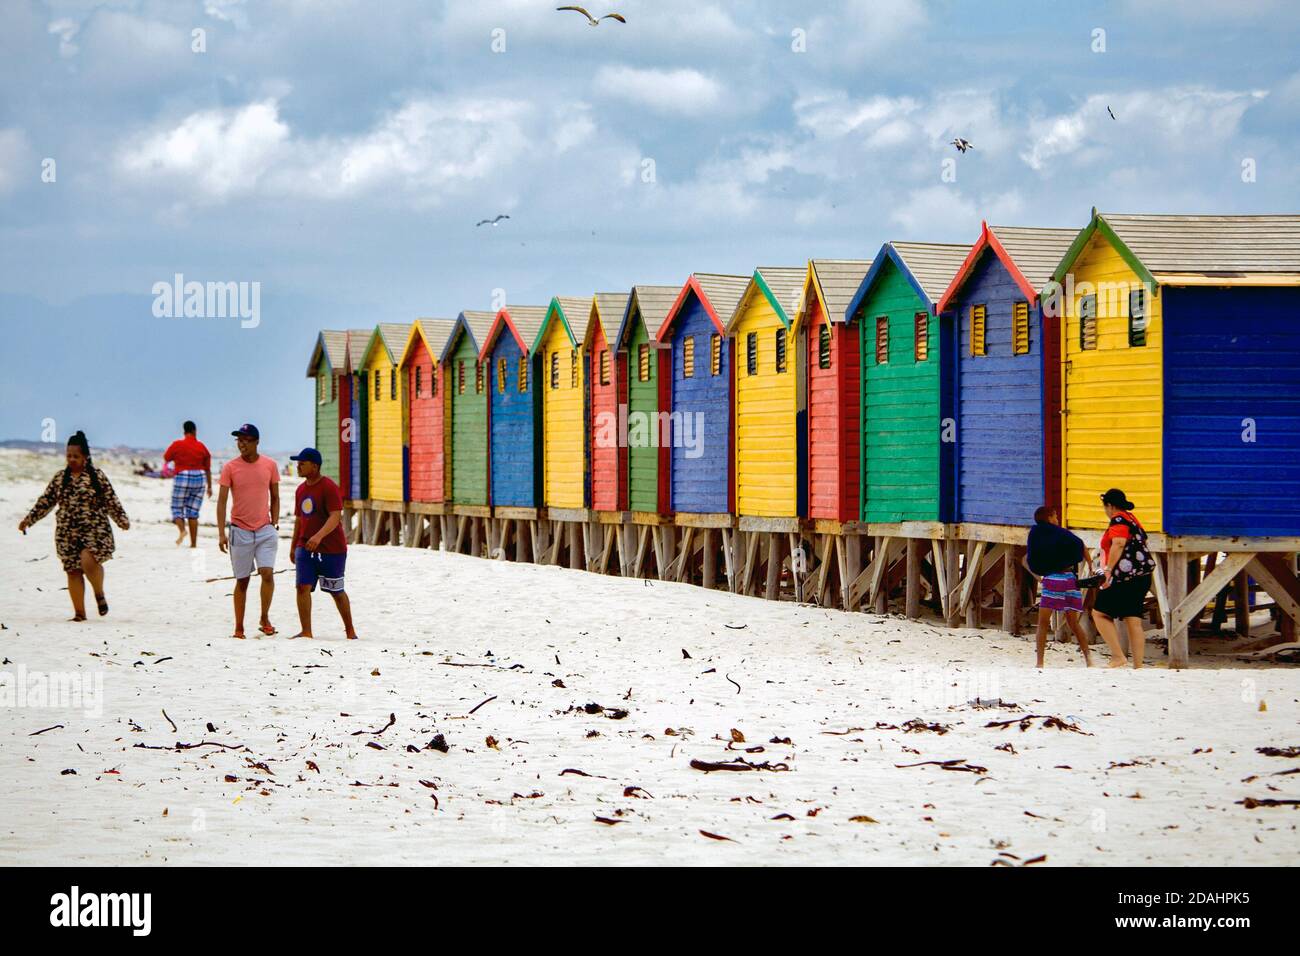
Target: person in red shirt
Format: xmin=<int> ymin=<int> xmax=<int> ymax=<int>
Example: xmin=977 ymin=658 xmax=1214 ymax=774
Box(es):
xmin=288 ymin=447 xmax=357 ymax=640
xmin=163 ymin=420 xmax=212 ymax=547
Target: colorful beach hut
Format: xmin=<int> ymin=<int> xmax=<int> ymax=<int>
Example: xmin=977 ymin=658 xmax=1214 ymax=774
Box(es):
xmin=440 ymin=311 xmax=496 ymax=508
xmin=400 ymin=318 xmax=456 ymax=505
xmin=343 ymin=329 xmax=371 ymax=502
xmin=845 ymin=243 xmax=969 ymax=524
xmin=585 ymin=292 xmax=632 ymax=514
xmin=793 ymin=260 xmax=871 ymax=524
xmin=657 ymin=274 xmax=749 ymax=517
xmin=1051 ymin=212 xmax=1300 ymax=536
xmin=306 ymin=330 xmax=347 ymax=485
xmin=724 ymin=267 xmax=807 ymax=521
xmin=481 ymin=305 xmax=549 ymax=509
xmin=936 ymin=224 xmax=1078 ymax=526
xmin=535 ymin=297 xmax=594 ymax=513
xmin=358 ymin=322 xmax=412 ymax=506
xmin=614 ymin=285 xmax=679 ymax=517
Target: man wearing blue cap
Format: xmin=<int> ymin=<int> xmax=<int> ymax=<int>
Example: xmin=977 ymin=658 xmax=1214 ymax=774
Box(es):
xmin=217 ymin=424 xmax=280 ymax=638
xmin=288 ymin=446 xmax=356 ymax=640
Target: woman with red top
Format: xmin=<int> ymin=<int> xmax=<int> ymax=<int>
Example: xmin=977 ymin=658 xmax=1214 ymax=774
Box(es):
xmin=1092 ymin=488 xmax=1156 ymax=668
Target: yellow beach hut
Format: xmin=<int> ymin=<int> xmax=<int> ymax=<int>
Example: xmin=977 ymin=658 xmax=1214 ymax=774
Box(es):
xmin=725 ymin=267 xmax=808 ymax=520
xmin=359 ymin=322 xmax=412 ymax=506
xmin=534 ymin=296 xmax=593 ymax=513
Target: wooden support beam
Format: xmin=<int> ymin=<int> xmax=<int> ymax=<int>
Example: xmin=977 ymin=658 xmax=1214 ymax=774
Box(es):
xmin=1001 ymin=547 xmax=1020 ymax=636
xmin=721 ymin=527 xmax=736 ymax=592
xmin=470 ymin=517 xmax=481 ymax=558
xmin=944 ymin=540 xmax=961 ymax=628
xmin=1169 ymin=551 xmax=1253 ymax=639
xmin=842 ymin=534 xmax=861 ymax=611
xmin=956 ymin=540 xmax=988 ymax=617
xmin=1233 ymin=572 xmax=1251 ymax=636
xmin=1166 ymin=549 xmax=1189 ymax=668
xmin=701 ymin=529 xmax=716 ymax=590
xmin=764 ymin=533 xmax=782 ymax=601
xmin=930 ymin=539 xmax=950 ymax=621
xmin=904 ymin=538 xmax=922 ymax=619
xmin=673 ymin=527 xmax=696 ymax=583
xmin=1246 ymin=554 xmax=1300 ymax=631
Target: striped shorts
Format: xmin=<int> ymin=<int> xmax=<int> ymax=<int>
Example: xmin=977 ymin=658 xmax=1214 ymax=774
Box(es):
xmin=171 ymin=470 xmax=206 ymax=519
xmin=1040 ymin=572 xmax=1084 ymax=613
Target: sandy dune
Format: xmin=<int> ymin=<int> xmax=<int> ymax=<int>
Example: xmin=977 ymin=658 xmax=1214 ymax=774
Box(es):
xmin=1 ymin=450 xmax=1296 ymax=865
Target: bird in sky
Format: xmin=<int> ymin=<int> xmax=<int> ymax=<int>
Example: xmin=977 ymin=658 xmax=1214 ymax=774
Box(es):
xmin=556 ymin=6 xmax=626 ymax=26
xmin=1107 ymin=105 xmax=1117 ymax=120
xmin=950 ymin=137 xmax=973 ymax=153
xmin=475 ymin=214 xmax=510 ymax=227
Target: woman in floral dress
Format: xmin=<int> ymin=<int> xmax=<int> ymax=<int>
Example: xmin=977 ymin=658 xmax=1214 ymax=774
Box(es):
xmin=18 ymin=431 xmax=131 ymax=621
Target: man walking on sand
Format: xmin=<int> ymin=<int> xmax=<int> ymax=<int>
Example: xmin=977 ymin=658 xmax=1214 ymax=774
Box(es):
xmin=164 ymin=420 xmax=212 ymax=547
xmin=216 ymin=423 xmax=280 ymax=638
xmin=288 ymin=447 xmax=357 ymax=640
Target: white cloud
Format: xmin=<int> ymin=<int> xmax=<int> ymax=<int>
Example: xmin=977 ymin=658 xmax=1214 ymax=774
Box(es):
xmin=890 ymin=185 xmax=1025 ymax=236
xmin=1021 ymin=87 xmax=1267 ymax=171
xmin=205 ymin=0 xmax=251 ymax=30
xmin=48 ymin=18 xmax=80 ymax=58
xmin=594 ymin=65 xmax=723 ymax=116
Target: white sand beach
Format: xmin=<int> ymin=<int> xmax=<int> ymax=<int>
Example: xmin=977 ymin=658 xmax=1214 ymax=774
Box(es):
xmin=0 ymin=449 xmax=1296 ymax=866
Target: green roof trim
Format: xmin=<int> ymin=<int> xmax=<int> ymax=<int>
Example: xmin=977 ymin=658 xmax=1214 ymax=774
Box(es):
xmin=753 ymin=269 xmax=793 ymax=329
xmin=1050 ymin=212 xmax=1157 ymax=289
xmin=531 ymin=297 xmax=578 ymax=353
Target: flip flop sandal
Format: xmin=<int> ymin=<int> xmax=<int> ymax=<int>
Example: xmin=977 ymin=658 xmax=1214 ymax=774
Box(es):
xmin=95 ymin=595 xmax=109 ymax=616
xmin=258 ymin=624 xmax=277 ymax=636
xmin=231 ymin=631 xmax=247 ymax=640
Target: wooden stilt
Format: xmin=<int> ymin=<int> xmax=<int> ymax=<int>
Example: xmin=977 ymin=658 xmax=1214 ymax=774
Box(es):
xmin=904 ymin=538 xmax=922 ymax=619
xmin=1166 ymin=549 xmax=1189 ymax=667
xmin=764 ymin=534 xmax=781 ymax=600
xmin=1001 ymin=547 xmax=1021 ymax=635
xmin=701 ymin=529 xmax=716 ymax=590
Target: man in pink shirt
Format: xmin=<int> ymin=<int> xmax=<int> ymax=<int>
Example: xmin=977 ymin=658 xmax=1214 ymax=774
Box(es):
xmin=216 ymin=423 xmax=280 ymax=639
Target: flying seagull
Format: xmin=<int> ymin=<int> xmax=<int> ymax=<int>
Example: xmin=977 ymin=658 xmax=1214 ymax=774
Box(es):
xmin=950 ymin=137 xmax=973 ymax=153
xmin=1107 ymin=105 xmax=1117 ymax=120
xmin=556 ymin=5 xmax=626 ymax=26
xmin=475 ymin=214 xmax=510 ymax=227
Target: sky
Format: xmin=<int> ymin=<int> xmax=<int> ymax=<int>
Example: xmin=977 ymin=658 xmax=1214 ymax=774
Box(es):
xmin=1 ymin=0 xmax=1298 ymax=449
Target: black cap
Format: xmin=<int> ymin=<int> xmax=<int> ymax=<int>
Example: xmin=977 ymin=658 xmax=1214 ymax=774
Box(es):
xmin=1100 ymin=488 xmax=1134 ymax=510
xmin=231 ymin=423 xmax=260 ymax=440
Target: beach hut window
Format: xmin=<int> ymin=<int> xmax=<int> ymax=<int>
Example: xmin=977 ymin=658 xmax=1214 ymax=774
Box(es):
xmin=684 ymin=336 xmax=696 ymax=378
xmin=571 ymin=349 xmax=578 ymax=388
xmin=472 ymin=361 xmax=481 ymax=394
xmin=818 ymin=324 xmax=831 ymax=369
xmin=317 ymin=375 xmax=325 ymax=404
xmin=1128 ymin=288 xmax=1147 ymax=347
xmin=518 ymin=356 xmax=528 ymax=392
xmin=550 ymin=351 xmax=559 ymax=389
xmin=497 ymin=358 xmax=507 ymax=394
xmin=331 ymin=376 xmax=337 ymax=402
xmin=415 ymin=366 xmax=423 ymax=398
xmin=914 ymin=313 xmax=929 ymax=362
xmin=775 ymin=328 xmax=788 ymax=373
xmin=1013 ymin=302 xmax=1030 ymax=355
xmin=374 ymin=370 xmax=381 ymax=401
xmin=970 ymin=305 xmax=986 ymax=357
xmin=600 ymin=349 xmax=610 ymax=386
xmin=638 ymin=343 xmax=650 ymax=382
xmin=745 ymin=332 xmax=758 ymax=375
xmin=1079 ymin=294 xmax=1098 ymax=350
xmin=457 ymin=361 xmax=465 ymax=395
xmin=875 ymin=317 xmax=889 ymax=365
xmin=710 ymin=334 xmax=721 ymax=376
xmin=390 ymin=369 xmax=397 ymax=400
xmin=430 ymin=363 xmax=437 ymax=395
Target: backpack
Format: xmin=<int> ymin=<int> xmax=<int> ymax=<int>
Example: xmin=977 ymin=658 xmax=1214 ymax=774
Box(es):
xmin=1109 ymin=513 xmax=1155 ymax=582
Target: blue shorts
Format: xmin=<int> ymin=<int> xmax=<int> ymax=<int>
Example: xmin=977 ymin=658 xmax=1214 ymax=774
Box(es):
xmin=171 ymin=470 xmax=206 ymax=519
xmin=295 ymin=547 xmax=346 ymax=593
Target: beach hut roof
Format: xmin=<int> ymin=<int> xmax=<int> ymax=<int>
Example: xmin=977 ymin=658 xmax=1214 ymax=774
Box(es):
xmin=657 ymin=273 xmax=750 ymax=340
xmin=306 ymin=330 xmax=348 ymax=377
xmin=360 ymin=322 xmax=413 ymax=368
xmin=532 ymin=296 xmax=593 ymax=353
xmin=937 ymin=223 xmax=1078 ymax=313
xmin=614 ymin=284 xmax=678 ymax=350
xmin=439 ymin=311 xmax=496 ymax=364
xmin=344 ymin=329 xmax=372 ymax=373
xmin=401 ymin=318 xmax=457 ymax=369
xmin=480 ymin=305 xmax=549 ymax=361
xmin=793 ymin=259 xmax=872 ymax=333
xmin=725 ymin=267 xmax=806 ymax=334
xmin=586 ymin=292 xmax=632 ymax=348
xmin=1051 ymin=211 xmax=1300 ymax=287
xmin=845 ymin=242 xmax=970 ymax=321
